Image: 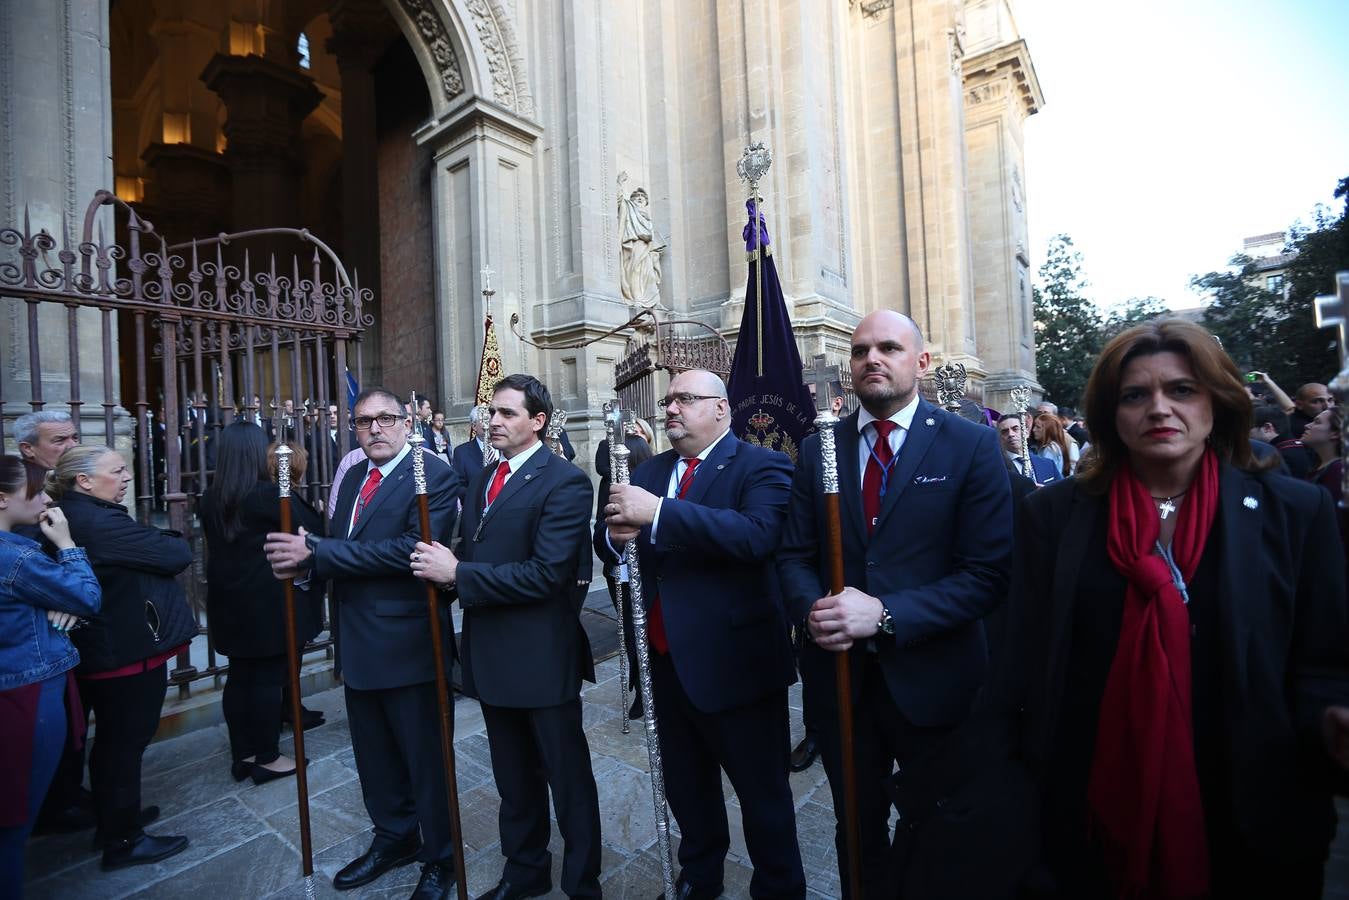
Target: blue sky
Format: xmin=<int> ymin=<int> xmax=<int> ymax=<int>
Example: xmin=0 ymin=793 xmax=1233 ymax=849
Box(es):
xmin=1016 ymin=0 xmax=1349 ymax=311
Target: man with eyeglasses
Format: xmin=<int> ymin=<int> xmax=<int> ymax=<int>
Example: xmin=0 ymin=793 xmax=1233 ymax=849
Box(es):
xmin=264 ymin=387 xmax=463 ymax=899
xmin=410 ymin=374 xmax=601 ymax=900
xmin=595 ymin=369 xmax=804 ymax=900
xmin=777 ymin=310 xmax=1013 ymax=898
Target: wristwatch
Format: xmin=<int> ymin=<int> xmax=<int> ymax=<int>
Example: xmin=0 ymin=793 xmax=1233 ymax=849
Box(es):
xmin=303 ymin=532 xmax=322 ymax=568
xmin=877 ymin=608 xmax=895 ymax=636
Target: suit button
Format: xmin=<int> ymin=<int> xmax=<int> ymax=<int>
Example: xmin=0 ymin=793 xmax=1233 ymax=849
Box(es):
xmin=866 ymin=561 xmax=877 ymax=568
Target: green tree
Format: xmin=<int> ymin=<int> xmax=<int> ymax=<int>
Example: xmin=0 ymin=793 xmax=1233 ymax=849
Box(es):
xmin=1197 ymin=175 xmax=1347 ymax=390
xmin=1104 ymin=296 xmax=1172 ymax=337
xmin=1033 ymin=234 xmax=1102 ymax=407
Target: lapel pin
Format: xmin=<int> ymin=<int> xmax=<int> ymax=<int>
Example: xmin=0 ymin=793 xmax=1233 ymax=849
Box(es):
xmin=924 ymin=417 xmax=935 ymax=426
xmin=717 ymin=464 xmax=725 ymax=470
xmin=1242 ymin=496 xmax=1258 ymax=510
xmin=524 ymin=473 xmax=533 ymax=481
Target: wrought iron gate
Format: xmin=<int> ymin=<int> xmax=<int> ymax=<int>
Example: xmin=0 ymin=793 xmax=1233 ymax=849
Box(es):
xmin=0 ymin=190 xmax=369 ymax=697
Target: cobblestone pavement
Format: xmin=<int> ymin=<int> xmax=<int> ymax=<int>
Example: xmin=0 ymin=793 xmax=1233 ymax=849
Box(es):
xmin=24 ymin=656 xmax=1349 ymax=900
xmin=23 ymin=654 xmax=842 ymax=900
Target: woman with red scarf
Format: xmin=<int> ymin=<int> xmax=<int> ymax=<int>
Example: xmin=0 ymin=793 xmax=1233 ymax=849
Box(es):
xmin=1003 ymin=320 xmax=1349 ymax=898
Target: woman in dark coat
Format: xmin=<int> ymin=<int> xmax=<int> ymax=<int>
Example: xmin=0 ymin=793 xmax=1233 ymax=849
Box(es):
xmin=1001 ymin=320 xmax=1349 ymax=898
xmin=52 ymin=445 xmax=195 ymax=871
xmin=199 ymin=424 xmax=323 ymax=784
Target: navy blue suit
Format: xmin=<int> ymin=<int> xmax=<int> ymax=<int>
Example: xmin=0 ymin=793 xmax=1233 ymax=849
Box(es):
xmin=595 ymin=433 xmax=804 ymax=897
xmin=450 ymin=438 xmax=485 ymax=490
xmin=778 ymin=399 xmax=1014 ymax=896
xmin=1008 ymin=452 xmax=1060 ymax=486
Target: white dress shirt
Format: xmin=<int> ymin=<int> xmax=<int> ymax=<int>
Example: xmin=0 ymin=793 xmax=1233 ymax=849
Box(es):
xmin=483 ymin=438 xmax=545 ymax=510
xmin=855 ymin=393 xmax=920 ymax=490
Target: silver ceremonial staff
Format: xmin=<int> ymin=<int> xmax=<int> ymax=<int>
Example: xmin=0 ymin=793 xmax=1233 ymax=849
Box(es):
xmin=1010 ymin=385 xmax=1038 ymax=486
xmin=478 ymin=403 xmax=499 ymax=468
xmin=1315 ymin=272 xmax=1349 ymax=513
xmin=546 ymin=408 xmax=570 ymax=458
xmin=274 ymin=444 xmax=315 ymax=886
xmin=407 ymin=397 xmax=469 ymax=900
xmin=602 ymin=401 xmax=632 ymax=735
xmin=610 ymin=399 xmax=676 ymax=899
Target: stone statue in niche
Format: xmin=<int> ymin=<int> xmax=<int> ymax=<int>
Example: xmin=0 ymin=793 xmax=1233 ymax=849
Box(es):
xmin=617 ymin=171 xmax=666 ymax=306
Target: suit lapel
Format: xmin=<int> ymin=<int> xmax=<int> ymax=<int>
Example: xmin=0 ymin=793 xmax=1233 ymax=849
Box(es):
xmin=873 ymin=399 xmax=940 ymax=534
xmin=477 ymin=444 xmax=551 ymax=530
xmin=348 ymin=453 xmax=411 ymax=539
xmin=680 ymin=433 xmax=737 ymax=505
xmin=335 ymin=460 xmax=367 ymax=535
xmin=835 ymin=412 xmax=867 ymax=547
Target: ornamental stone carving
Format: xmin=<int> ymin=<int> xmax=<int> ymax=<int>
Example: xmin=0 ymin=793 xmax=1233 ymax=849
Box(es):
xmin=464 ymin=0 xmax=534 ymax=116
xmin=397 ymin=0 xmax=464 ymax=100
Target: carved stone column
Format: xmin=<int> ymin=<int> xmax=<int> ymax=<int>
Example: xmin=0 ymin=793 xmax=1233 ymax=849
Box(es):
xmin=962 ymin=36 xmax=1044 ymax=413
xmin=139 ymin=142 xmax=232 ymax=241
xmin=200 ymin=53 xmax=322 ymax=234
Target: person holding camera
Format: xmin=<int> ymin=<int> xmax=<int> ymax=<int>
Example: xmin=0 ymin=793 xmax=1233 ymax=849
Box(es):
xmin=0 ymin=456 xmax=101 ymax=891
xmin=51 ymin=446 xmax=196 ymax=870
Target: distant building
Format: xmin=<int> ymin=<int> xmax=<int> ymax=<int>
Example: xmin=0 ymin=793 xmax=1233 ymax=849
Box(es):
xmin=1242 ymin=231 xmax=1296 ymax=297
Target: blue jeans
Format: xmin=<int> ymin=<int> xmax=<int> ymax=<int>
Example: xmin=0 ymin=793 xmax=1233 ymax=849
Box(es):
xmin=0 ymin=673 xmax=68 ymax=896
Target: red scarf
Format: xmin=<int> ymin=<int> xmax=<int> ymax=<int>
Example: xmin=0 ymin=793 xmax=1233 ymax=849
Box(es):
xmin=1089 ymin=448 xmax=1218 ymax=898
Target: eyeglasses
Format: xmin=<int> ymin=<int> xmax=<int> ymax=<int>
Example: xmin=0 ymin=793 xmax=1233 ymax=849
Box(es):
xmin=657 ymin=393 xmax=720 ymax=410
xmin=350 ymin=413 xmax=403 ymax=431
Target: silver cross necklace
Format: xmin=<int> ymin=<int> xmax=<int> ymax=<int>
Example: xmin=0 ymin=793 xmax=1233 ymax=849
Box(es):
xmin=1151 ymin=489 xmax=1188 ymax=520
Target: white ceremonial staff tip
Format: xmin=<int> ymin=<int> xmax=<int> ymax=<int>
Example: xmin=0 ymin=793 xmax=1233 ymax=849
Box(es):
xmin=925 ymin=417 xmax=936 ymax=426
xmin=1243 ymin=496 xmax=1259 ymax=510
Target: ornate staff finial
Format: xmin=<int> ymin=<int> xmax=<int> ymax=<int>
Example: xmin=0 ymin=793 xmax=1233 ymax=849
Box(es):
xmin=408 ymin=391 xmax=428 ymax=497
xmin=933 ymin=361 xmax=968 ymax=413
xmin=736 ymin=142 xmax=773 ymax=188
xmin=276 ymin=442 xmax=292 ymax=499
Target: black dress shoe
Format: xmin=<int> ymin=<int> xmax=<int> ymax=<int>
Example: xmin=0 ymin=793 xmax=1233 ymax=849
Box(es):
xmin=250 ymin=762 xmax=299 ymax=785
xmin=657 ymin=875 xmax=723 ymax=900
xmin=231 ymin=760 xmax=253 ymax=782
xmin=411 ymin=862 xmax=457 ymax=899
xmin=92 ymin=807 xmax=162 ymax=850
xmin=333 ymin=836 xmax=422 ymax=891
xmin=473 ymin=874 xmax=552 ymax=900
xmin=789 ymin=735 xmax=819 ymax=773
xmin=101 ymin=832 xmax=189 ymax=870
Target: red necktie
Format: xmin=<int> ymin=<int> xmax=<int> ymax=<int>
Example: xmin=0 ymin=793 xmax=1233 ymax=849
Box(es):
xmin=648 ymin=457 xmax=700 ymax=655
xmin=863 ymin=420 xmax=896 ymax=535
xmin=485 ymin=460 xmax=510 ymax=506
xmin=353 ymin=468 xmax=382 ymax=524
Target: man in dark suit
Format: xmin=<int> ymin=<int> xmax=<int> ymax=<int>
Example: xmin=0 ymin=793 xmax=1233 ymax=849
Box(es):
xmin=778 ymin=310 xmax=1014 ymax=898
xmin=264 ymin=387 xmax=463 ymax=899
xmin=411 ymin=374 xmax=601 ymax=900
xmin=596 ymin=369 xmax=805 ymax=899
xmin=450 ymin=406 xmax=488 ymax=488
xmin=996 ymin=414 xmax=1061 ymax=485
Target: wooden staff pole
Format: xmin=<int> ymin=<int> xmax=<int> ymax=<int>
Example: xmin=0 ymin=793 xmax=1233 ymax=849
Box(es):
xmin=274 ymin=444 xmax=314 ymax=879
xmin=407 ymin=421 xmax=469 ymax=900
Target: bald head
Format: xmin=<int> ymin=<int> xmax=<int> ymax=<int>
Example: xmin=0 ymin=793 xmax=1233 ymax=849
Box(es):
xmin=850 ymin=310 xmax=931 ymax=418
xmin=662 ymin=369 xmax=730 ymax=454
xmin=1294 ymin=383 xmax=1333 ymax=419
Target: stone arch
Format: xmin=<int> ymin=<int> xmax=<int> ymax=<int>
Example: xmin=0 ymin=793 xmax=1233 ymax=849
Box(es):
xmin=383 ymin=0 xmax=534 ymax=119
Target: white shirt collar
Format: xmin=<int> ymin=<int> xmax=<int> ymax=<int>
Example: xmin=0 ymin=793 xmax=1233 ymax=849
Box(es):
xmin=681 ymin=426 xmax=732 ymax=463
xmin=857 ymin=393 xmax=920 ymax=436
xmin=368 ymin=440 xmax=412 ymax=479
xmin=500 ymin=437 xmax=545 ymax=472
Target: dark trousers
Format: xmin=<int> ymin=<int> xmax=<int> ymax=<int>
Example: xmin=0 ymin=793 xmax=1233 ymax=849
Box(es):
xmin=222 ymin=655 xmax=286 ymax=765
xmin=650 ymin=652 xmax=806 ymax=898
xmin=345 ymin=681 xmax=455 ymax=863
xmin=480 ymin=698 xmax=602 ymax=898
xmin=814 ymin=652 xmax=951 ymax=900
xmin=81 ymin=663 xmax=168 ymax=842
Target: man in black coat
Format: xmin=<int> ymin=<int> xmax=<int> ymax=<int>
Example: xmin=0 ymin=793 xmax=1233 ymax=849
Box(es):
xmin=450 ymin=406 xmax=488 ymax=489
xmin=412 ymin=374 xmax=601 ymax=900
xmin=265 ymin=387 xmax=463 ymax=899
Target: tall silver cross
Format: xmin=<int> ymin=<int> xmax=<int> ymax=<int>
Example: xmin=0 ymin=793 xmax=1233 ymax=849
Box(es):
xmin=1315 ymin=271 xmax=1349 ymax=369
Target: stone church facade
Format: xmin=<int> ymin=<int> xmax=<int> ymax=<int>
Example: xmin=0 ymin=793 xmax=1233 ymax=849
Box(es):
xmin=0 ymin=0 xmax=1042 ymax=467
